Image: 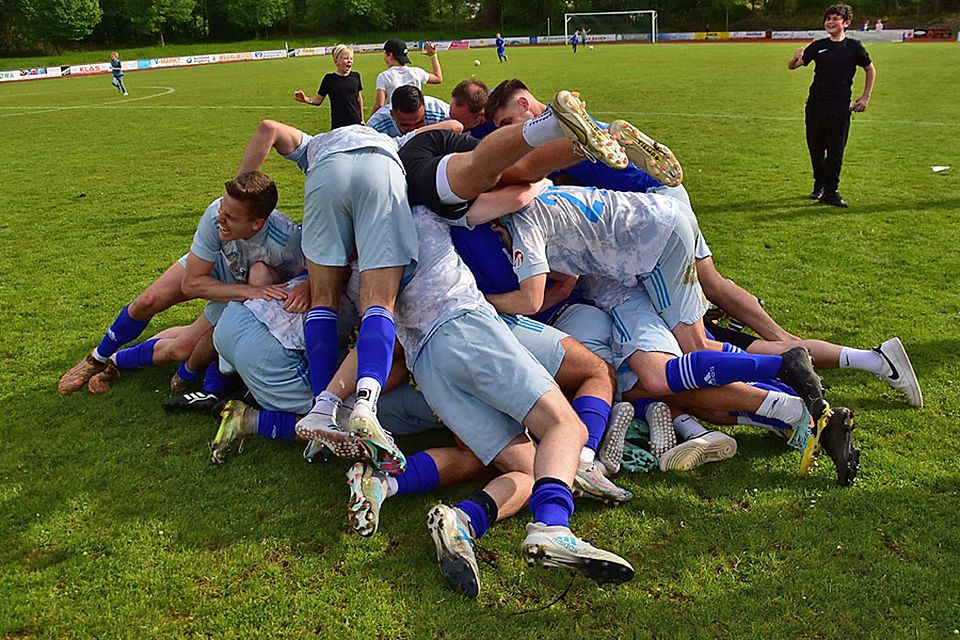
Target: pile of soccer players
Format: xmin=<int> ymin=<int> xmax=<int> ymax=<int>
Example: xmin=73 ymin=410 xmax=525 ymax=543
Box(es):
xmin=57 ymin=53 xmax=923 ymax=599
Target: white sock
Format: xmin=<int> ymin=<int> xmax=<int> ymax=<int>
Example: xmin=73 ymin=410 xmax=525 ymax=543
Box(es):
xmin=355 ymin=377 xmax=382 ymax=408
xmin=756 ymin=391 xmax=806 ymax=426
xmin=91 ymin=347 xmax=109 ymax=363
xmin=736 ymin=415 xmax=787 ymax=438
xmin=521 ymin=110 xmax=564 ymax=147
xmin=674 ymin=414 xmax=708 ymax=441
xmin=314 ymin=390 xmax=341 ymax=418
xmin=579 ymin=446 xmax=596 ymax=466
xmin=839 ymin=346 xmax=888 ymax=376
xmin=384 ymin=475 xmax=398 ymax=498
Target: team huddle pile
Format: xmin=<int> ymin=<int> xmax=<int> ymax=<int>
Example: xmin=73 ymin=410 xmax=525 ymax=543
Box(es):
xmin=60 ymin=42 xmax=919 ymax=601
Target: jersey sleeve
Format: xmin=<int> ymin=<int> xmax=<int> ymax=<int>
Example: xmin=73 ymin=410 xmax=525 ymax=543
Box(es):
xmin=283 ymin=130 xmax=313 ymax=173
xmin=278 ymin=224 xmax=306 ymax=278
xmin=415 ymin=67 xmax=431 ymax=83
xmin=855 ymin=41 xmax=872 ymax=67
xmin=504 ymin=215 xmax=550 ymax=283
xmin=317 ymin=73 xmax=332 ymax=97
xmin=375 ymin=70 xmax=389 ymax=92
xmin=367 ymin=108 xmax=400 ymax=137
xmin=802 ymin=41 xmax=817 ymax=65
xmin=190 ymin=201 xmax=223 ymax=263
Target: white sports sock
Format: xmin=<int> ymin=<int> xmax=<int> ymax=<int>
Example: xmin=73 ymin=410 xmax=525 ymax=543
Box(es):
xmin=839 ymin=346 xmax=888 ymax=376
xmin=674 ymin=414 xmax=708 ymax=441
xmin=736 ymin=415 xmax=788 ymax=438
xmin=756 ymin=391 xmax=806 ymax=426
xmin=384 ymin=476 xmax=398 ymax=498
xmin=579 ymin=446 xmax=596 ymax=466
xmin=355 ymin=377 xmax=382 ymax=408
xmin=314 ymin=390 xmax=341 ymax=418
xmin=91 ymin=347 xmax=109 ymax=363
xmin=521 ymin=110 xmax=564 ymax=147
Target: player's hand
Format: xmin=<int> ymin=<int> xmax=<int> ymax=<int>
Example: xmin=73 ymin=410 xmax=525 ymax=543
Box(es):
xmin=293 ymin=90 xmax=307 ymax=103
xmin=283 ymin=280 xmax=311 ymax=313
xmin=851 ymin=95 xmax=870 ymax=112
xmin=423 ymin=42 xmax=438 ymax=56
xmin=793 ymin=48 xmax=804 ymax=62
xmin=248 ymin=284 xmax=289 ymax=301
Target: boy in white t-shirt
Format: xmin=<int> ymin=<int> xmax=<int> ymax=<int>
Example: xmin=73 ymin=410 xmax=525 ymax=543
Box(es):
xmin=370 ymin=39 xmax=443 ymax=116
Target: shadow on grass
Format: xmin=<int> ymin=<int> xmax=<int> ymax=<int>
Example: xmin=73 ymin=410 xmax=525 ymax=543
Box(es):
xmin=697 ymin=197 xmax=960 ymax=221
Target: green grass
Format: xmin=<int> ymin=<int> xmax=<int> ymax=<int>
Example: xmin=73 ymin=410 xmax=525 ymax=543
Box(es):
xmin=2 ymin=42 xmax=960 ymax=639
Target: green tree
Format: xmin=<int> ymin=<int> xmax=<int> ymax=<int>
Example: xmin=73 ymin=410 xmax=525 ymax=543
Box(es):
xmin=22 ymin=0 xmax=101 ymax=45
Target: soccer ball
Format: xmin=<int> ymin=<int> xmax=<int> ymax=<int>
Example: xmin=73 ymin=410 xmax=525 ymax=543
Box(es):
xmin=589 ymin=45 xmax=594 ymax=50
xmin=473 ymin=59 xmax=481 ymax=67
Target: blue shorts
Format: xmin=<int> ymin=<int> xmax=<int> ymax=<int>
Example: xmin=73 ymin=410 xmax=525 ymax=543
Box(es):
xmin=500 ymin=314 xmax=567 ymax=377
xmin=552 ymin=303 xmax=615 ymax=365
xmin=377 ymin=383 xmax=446 ymax=436
xmin=610 ymin=288 xmax=682 ymax=396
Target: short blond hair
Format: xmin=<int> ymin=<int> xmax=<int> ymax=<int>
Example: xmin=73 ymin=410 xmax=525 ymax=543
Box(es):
xmin=331 ymin=44 xmax=352 ymax=63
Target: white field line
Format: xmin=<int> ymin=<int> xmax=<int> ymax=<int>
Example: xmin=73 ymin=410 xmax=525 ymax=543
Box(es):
xmin=0 ymin=85 xmax=176 ymax=118
xmin=594 ymin=110 xmax=960 ymax=128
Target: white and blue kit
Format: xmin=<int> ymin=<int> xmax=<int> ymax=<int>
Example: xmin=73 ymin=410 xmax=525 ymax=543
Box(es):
xmin=367 ymin=96 xmax=450 ymax=139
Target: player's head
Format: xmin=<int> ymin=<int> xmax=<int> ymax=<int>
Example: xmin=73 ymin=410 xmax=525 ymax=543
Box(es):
xmin=391 ymin=85 xmax=427 ymax=133
xmin=331 ymin=44 xmax=353 ymax=74
xmin=496 ymin=32 xmax=501 ymax=38
xmin=450 ymin=79 xmax=489 ymax=130
xmin=383 ymin=39 xmax=410 ymax=67
xmin=485 ymin=79 xmax=544 ymax=127
xmin=218 ymin=171 xmax=278 ymax=240
xmin=110 ymin=52 xmax=119 ymax=60
xmin=823 ymin=3 xmax=853 ymax=32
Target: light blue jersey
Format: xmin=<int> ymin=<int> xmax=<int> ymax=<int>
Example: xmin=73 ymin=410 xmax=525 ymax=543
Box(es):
xmin=367 ymin=96 xmax=450 ymax=139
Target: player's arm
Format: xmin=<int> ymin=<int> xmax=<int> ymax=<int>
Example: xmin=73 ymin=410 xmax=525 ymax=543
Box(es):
xmin=485 ymin=274 xmax=547 ymax=316
xmin=465 ymin=180 xmax=550 ymax=226
xmin=371 ymin=89 xmax=387 ymax=117
xmin=181 ymin=252 xmax=288 ymax=302
xmin=852 ymin=63 xmax=876 ymax=112
xmin=542 ymin=272 xmax=578 ymax=309
xmin=787 ymin=47 xmax=806 ymax=70
xmin=294 ymin=90 xmax=326 ymax=106
xmin=357 ymin=90 xmax=365 ymax=124
xmin=423 ymin=42 xmax=443 ymax=84
xmin=237 ymin=120 xmax=304 ymax=174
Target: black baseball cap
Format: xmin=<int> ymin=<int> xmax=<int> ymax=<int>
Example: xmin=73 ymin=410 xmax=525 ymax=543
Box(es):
xmin=384 ymin=39 xmax=411 ymax=64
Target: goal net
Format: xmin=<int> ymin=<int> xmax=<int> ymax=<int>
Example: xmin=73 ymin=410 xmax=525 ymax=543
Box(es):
xmin=563 ymin=10 xmax=658 ymax=45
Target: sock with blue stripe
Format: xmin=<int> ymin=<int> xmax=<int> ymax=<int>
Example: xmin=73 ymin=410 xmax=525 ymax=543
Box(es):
xmin=176 ymin=362 xmax=200 ymax=383
xmin=305 ymin=306 xmax=339 ymax=395
xmin=356 ymin=306 xmax=396 ymax=406
xmin=529 ymin=478 xmax=575 ymax=528
xmin=395 ymin=452 xmax=440 ymax=495
xmin=201 ymin=362 xmax=226 ymax=394
xmin=256 ymin=410 xmax=297 ymax=441
xmin=94 ymin=306 xmax=150 ymax=361
xmin=722 ymin=342 xmax=745 ymax=354
xmin=571 ymin=395 xmax=611 ymax=454
xmin=114 ymin=338 xmax=158 ymax=370
xmin=664 ymin=351 xmax=783 ymax=393
xmin=456 ymin=491 xmax=499 ymax=540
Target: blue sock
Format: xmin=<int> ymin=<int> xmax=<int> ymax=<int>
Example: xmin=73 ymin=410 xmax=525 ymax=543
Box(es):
xmin=176 ymin=362 xmax=200 ymax=383
xmin=201 ymin=362 xmax=226 ymax=394
xmin=256 ymin=411 xmax=297 ymax=441
xmin=95 ymin=306 xmax=149 ymax=360
xmin=304 ymin=307 xmax=339 ymax=395
xmin=395 ymin=452 xmax=440 ymax=495
xmin=722 ymin=342 xmax=745 ymax=354
xmin=571 ymin=396 xmax=611 ymax=452
xmin=528 ymin=478 xmax=574 ymax=528
xmin=664 ymin=351 xmax=783 ymax=393
xmin=456 ymin=497 xmax=493 ymax=539
xmin=356 ymin=306 xmax=396 ymax=387
xmin=114 ymin=338 xmax=158 ymax=370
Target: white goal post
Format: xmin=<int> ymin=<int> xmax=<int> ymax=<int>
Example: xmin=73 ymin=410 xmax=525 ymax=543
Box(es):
xmin=563 ymin=10 xmax=658 ymax=45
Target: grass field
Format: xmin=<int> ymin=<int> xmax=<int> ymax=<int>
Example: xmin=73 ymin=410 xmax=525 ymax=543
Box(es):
xmin=1 ymin=42 xmax=959 ymax=639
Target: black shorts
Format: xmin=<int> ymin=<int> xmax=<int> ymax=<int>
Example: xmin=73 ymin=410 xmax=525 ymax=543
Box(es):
xmin=704 ymin=318 xmax=759 ymax=350
xmin=398 ymin=130 xmax=480 ymax=220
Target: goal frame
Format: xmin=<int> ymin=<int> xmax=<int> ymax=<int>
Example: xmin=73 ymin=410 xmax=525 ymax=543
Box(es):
xmin=563 ymin=10 xmax=658 ymax=45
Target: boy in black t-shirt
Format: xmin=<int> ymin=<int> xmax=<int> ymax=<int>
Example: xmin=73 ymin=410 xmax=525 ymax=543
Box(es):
xmin=294 ymin=44 xmax=364 ymax=129
xmin=788 ymin=3 xmax=876 ymax=207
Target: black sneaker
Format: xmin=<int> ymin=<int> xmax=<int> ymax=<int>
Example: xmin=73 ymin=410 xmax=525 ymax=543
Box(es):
xmin=163 ymin=391 xmax=222 ymax=414
xmin=808 ymin=186 xmax=824 ymax=200
xmin=820 ymin=407 xmax=860 ymax=486
xmin=820 ymin=192 xmax=848 ymax=207
xmin=776 ymin=348 xmax=825 ymax=409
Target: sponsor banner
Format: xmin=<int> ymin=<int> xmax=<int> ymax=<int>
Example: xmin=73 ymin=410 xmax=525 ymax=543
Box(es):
xmin=253 ymin=49 xmax=287 ymax=60
xmin=0 ymin=69 xmax=21 ymax=82
xmin=448 ymin=40 xmax=471 ymax=50
xmin=182 ymin=54 xmax=219 ymax=65
xmin=911 ymin=29 xmax=953 ymax=39
xmin=616 ymin=33 xmax=653 ymax=42
xmin=136 ymin=59 xmax=152 ymax=69
xmin=150 ymin=56 xmax=182 ymax=68
xmin=588 ymin=33 xmax=618 ymax=42
xmin=17 ymin=66 xmax=49 ymax=77
xmin=730 ymin=30 xmax=767 ymax=39
xmin=69 ymin=62 xmax=112 ymax=75
xmin=695 ymin=31 xmax=730 ymax=40
xmin=120 ymin=60 xmax=137 ymax=71
xmin=219 ymin=51 xmax=255 ymax=62
xmin=659 ymin=32 xmax=697 ymax=41
xmin=857 ymin=29 xmax=911 ymax=41
xmin=354 ymin=43 xmax=381 ymax=53
xmin=289 ymin=47 xmax=326 ymax=57
xmin=44 ymin=66 xmax=62 ymax=78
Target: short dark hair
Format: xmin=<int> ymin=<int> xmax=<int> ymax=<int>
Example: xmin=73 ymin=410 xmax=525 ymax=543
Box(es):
xmin=451 ymin=79 xmax=489 ymax=115
xmin=392 ymin=85 xmax=425 ymax=114
xmin=224 ymin=171 xmax=278 ymax=220
xmin=824 ymin=3 xmax=853 ymax=22
xmin=484 ymin=78 xmax=529 ymax=122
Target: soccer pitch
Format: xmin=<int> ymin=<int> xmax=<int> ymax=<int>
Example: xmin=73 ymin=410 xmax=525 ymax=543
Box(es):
xmin=1 ymin=42 xmax=959 ymax=638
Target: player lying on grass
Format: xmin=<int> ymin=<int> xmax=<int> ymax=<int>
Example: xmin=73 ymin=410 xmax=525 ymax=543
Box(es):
xmin=58 ymin=171 xmax=306 ymax=396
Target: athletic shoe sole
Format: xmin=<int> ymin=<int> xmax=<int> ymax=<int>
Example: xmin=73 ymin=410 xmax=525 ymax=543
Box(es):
xmin=296 ymin=421 xmax=368 ymax=461
xmin=87 ymin=362 xmax=120 ymax=395
xmin=348 ymin=408 xmax=406 ymax=476
xmin=573 ymin=462 xmax=634 ymax=503
xmin=550 ymin=90 xmax=628 ymax=169
xmin=659 ymin=431 xmax=738 ymax=472
xmin=799 ymin=398 xmax=834 ymax=477
xmin=427 ymin=505 xmax=480 ymax=598
xmin=646 ymin=401 xmax=676 ymax=459
xmin=597 ymin=402 xmax=634 ymax=475
xmin=346 ymin=463 xmax=380 ymax=536
xmin=801 ymin=407 xmax=860 ymax=486
xmin=522 ymin=527 xmax=634 ymax=584
xmin=876 ymin=337 xmax=923 ymax=408
xmin=58 ymin=355 xmax=107 ymax=395
xmin=608 ymin=120 xmax=683 ymax=187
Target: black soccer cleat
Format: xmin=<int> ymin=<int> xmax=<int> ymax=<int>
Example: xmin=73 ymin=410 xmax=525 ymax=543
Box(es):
xmin=820 ymin=192 xmax=848 ymax=208
xmin=163 ymin=391 xmax=222 ymax=414
xmin=777 ymin=347 xmax=825 ymax=409
xmin=819 ymin=407 xmax=860 ymax=486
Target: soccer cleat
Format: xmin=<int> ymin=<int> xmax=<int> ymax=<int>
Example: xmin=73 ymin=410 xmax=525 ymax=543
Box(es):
xmin=549 ymin=90 xmax=628 ymax=169
xmin=776 ymin=347 xmax=832 ymax=431
xmin=163 ymin=391 xmax=222 ymax=414
xmin=809 ymin=186 xmax=825 ymax=200
xmin=645 ymin=401 xmax=676 ymax=459
xmin=798 ymin=406 xmax=860 ymax=486
xmin=427 ymin=504 xmax=480 ymax=598
xmin=874 ymin=337 xmax=923 ymax=407
xmin=820 ymin=192 xmax=848 ymax=208
xmin=297 ymin=407 xmax=368 ymax=461
xmin=597 ymin=402 xmax=634 ymax=475
xmin=210 ymin=400 xmax=251 ymax=464
xmin=58 ymin=354 xmax=107 ymax=395
xmin=87 ymin=361 xmax=121 ymax=395
xmin=522 ymin=522 xmax=634 ymax=584
xmin=169 ymin=370 xmax=194 ymax=393
xmin=347 ymin=403 xmax=406 ymax=476
xmin=574 ymin=461 xmax=633 ymax=503
xmin=608 ymin=119 xmax=684 ymax=187
xmin=346 ymin=462 xmax=386 ymax=536
xmin=658 ymin=431 xmax=738 ymax=472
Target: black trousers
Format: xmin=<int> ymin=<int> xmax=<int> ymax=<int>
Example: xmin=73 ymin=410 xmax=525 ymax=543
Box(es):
xmin=805 ymin=100 xmax=851 ymax=194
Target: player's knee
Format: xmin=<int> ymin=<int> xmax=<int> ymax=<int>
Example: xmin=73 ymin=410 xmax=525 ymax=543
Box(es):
xmin=130 ymin=290 xmax=165 ymax=317
xmin=634 ymin=365 xmax=672 ymax=398
xmin=248 ymin=261 xmax=278 ymax=287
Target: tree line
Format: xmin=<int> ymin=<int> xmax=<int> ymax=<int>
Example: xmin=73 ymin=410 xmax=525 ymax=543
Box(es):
xmin=1 ymin=0 xmax=956 ymax=53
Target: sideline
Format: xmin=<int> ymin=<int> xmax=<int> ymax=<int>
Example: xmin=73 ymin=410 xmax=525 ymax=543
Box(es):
xmin=595 ymin=109 xmax=960 ymax=128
